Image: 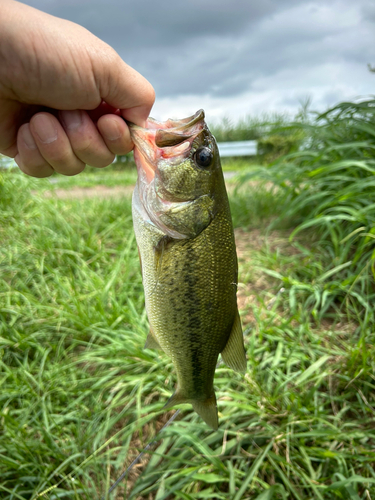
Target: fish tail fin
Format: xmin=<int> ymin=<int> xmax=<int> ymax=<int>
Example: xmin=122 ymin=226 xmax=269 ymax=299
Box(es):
xmin=164 ymin=390 xmax=219 ymax=430
xmin=192 ymin=394 xmax=218 ymax=431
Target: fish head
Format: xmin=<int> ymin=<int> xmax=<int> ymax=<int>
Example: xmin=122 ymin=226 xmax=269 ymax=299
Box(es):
xmin=130 ymin=110 xmax=224 ymax=239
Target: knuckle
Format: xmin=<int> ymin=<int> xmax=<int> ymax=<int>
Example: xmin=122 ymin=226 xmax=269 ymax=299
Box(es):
xmin=90 ymin=154 xmax=115 ymax=168
xmin=73 ymin=137 xmax=93 ymax=156
xmin=54 ymin=160 xmax=85 ymax=176
xmin=115 ymin=144 xmax=132 ymax=156
xmin=49 ymin=149 xmax=85 ymax=174
xmin=63 ymin=164 xmax=86 ymax=176
xmin=0 ymin=145 xmax=17 ymax=158
xmin=30 ymin=167 xmax=54 ymax=178
xmin=18 ymin=159 xmax=53 ymax=178
xmin=72 ymin=137 xmax=115 ymax=167
xmin=145 ymin=85 xmax=156 ymax=107
xmin=49 ymin=148 xmax=74 ymax=164
xmin=105 ymin=138 xmax=132 ymax=156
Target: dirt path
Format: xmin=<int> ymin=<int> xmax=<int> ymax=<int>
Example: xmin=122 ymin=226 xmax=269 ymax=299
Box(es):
xmin=39 ymin=179 xmax=277 ymax=200
xmin=41 ymin=185 xmax=134 ymax=199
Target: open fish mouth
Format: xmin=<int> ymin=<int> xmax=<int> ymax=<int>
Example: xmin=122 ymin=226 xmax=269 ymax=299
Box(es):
xmin=128 ymin=110 xmax=206 ymax=182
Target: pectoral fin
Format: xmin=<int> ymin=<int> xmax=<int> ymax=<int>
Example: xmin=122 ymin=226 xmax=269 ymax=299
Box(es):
xmin=144 ymin=331 xmax=162 ymax=350
xmin=221 ymin=310 xmax=247 ymax=373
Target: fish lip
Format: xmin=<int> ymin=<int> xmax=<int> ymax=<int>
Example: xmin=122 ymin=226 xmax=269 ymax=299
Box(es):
xmin=129 ymin=109 xmax=205 ymax=132
xmin=127 ymin=109 xmax=205 ymax=136
xmin=128 ymin=110 xmax=206 ymax=183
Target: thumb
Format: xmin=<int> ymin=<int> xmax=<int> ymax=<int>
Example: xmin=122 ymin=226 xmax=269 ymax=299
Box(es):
xmin=97 ymin=51 xmax=155 ymax=127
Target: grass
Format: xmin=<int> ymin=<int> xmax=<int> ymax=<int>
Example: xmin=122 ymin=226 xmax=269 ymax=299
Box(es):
xmin=0 ymin=156 xmax=259 ymax=195
xmin=2 ymin=98 xmax=375 ymax=500
xmin=237 ymin=99 xmax=375 ymax=327
xmin=208 ymin=112 xmax=292 ymax=142
xmin=29 ymin=163 xmax=138 ymax=191
xmin=209 ymin=106 xmax=308 ymax=165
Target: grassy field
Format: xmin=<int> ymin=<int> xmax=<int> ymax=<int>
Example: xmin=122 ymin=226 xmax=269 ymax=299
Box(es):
xmin=1 ymin=100 xmax=375 ymax=500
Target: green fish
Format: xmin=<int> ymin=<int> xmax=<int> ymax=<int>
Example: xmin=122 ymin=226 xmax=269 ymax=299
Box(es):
xmin=130 ymin=110 xmax=246 ymax=430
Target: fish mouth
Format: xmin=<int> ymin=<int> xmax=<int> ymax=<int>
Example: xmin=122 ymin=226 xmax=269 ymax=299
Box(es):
xmin=129 ymin=110 xmax=205 ymax=182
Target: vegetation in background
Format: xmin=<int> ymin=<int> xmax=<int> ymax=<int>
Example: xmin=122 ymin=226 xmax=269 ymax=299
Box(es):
xmin=256 ymin=128 xmax=304 ymax=164
xmin=210 ymin=103 xmax=309 ymax=164
xmin=209 ymin=112 xmax=291 ymax=142
xmin=1 ymin=98 xmax=375 ymax=499
xmin=239 ymin=99 xmax=375 ymax=328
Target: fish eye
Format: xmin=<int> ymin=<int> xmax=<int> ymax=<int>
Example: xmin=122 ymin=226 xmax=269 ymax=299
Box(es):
xmin=193 ymin=147 xmax=213 ymax=168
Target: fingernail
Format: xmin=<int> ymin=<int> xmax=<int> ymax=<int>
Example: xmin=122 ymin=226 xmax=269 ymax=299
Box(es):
xmin=20 ymin=125 xmax=37 ymax=150
xmin=33 ymin=114 xmax=58 ymax=144
xmin=103 ymin=119 xmax=121 ymax=141
xmin=60 ymin=110 xmax=82 ymax=131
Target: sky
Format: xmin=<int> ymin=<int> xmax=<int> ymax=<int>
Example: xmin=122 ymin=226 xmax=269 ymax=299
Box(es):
xmin=22 ymin=0 xmax=375 ymax=124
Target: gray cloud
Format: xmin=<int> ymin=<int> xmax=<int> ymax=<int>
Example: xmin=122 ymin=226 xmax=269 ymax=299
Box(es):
xmin=25 ymin=0 xmax=301 ymax=44
xmin=20 ymin=0 xmax=375 ymax=118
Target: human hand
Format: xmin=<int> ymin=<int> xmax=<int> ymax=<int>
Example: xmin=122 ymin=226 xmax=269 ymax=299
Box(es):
xmin=0 ymin=0 xmax=155 ymax=177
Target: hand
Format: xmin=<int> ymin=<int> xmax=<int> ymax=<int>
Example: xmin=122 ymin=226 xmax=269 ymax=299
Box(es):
xmin=0 ymin=0 xmax=155 ymax=177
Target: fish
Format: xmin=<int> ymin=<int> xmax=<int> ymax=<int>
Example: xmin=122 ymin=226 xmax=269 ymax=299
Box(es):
xmin=129 ymin=110 xmax=246 ymax=430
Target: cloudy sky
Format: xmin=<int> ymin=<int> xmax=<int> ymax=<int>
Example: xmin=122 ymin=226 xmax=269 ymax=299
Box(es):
xmin=23 ymin=0 xmax=375 ymax=123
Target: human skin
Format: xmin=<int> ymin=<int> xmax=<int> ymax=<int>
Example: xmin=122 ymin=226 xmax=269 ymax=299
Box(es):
xmin=0 ymin=0 xmax=155 ymax=177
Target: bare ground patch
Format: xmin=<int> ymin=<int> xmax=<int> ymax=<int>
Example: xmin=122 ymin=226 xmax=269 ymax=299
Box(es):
xmin=101 ymin=410 xmax=178 ymax=500
xmin=234 ymin=227 xmax=358 ymax=335
xmin=39 ymin=185 xmax=134 ymax=199
xmin=234 ymin=227 xmax=297 ymax=323
xmin=38 ymin=179 xmax=277 ymax=200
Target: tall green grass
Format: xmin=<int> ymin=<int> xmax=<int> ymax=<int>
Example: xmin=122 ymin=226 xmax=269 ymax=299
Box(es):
xmin=1 ymin=176 xmax=164 ymax=498
xmin=238 ymin=99 xmax=375 ymax=327
xmin=209 ymin=112 xmax=292 ymax=142
xmin=2 ymin=98 xmax=375 ymax=500
xmin=210 ymin=105 xmax=309 ymax=164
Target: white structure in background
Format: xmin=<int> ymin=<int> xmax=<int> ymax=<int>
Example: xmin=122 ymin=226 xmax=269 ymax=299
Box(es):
xmin=217 ymin=140 xmax=257 ymax=157
xmin=0 ymin=140 xmax=258 ymax=170
xmin=0 ymin=155 xmax=16 ymax=169
xmin=117 ymin=140 xmax=258 ymax=162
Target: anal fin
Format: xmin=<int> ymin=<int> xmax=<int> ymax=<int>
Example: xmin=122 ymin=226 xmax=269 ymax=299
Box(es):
xmin=221 ymin=309 xmax=247 ymax=373
xmin=163 ymin=389 xmax=187 ymax=410
xmin=144 ymin=331 xmax=162 ymax=350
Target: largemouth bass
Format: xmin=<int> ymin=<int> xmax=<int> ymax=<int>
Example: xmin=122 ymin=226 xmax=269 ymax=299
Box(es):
xmin=130 ymin=110 xmax=246 ymax=430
